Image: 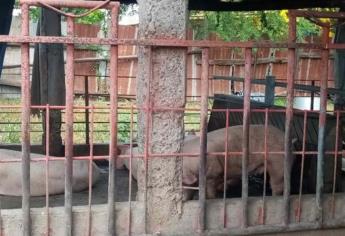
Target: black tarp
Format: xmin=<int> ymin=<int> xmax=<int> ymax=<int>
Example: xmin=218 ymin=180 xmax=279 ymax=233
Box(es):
xmin=334 ymin=7 xmax=345 ymax=109
xmin=0 ymin=0 xmax=15 ymax=79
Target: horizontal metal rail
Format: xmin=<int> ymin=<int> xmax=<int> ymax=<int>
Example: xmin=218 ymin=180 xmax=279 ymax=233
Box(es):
xmin=214 ymin=76 xmax=345 ymax=96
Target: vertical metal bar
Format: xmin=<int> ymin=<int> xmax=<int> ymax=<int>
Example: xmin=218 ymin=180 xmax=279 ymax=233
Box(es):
xmin=260 ymin=108 xmax=269 ymax=225
xmin=87 ymin=105 xmax=94 ymax=236
xmin=283 ymin=10 xmax=296 ymax=226
xmin=242 ymin=47 xmax=252 ymax=228
xmin=223 ymin=109 xmax=229 ymax=228
xmin=311 ymin=80 xmax=315 ymax=110
xmin=316 ymin=25 xmax=330 ymax=226
xmin=20 ymin=3 xmax=31 ymax=236
xmin=45 ymin=104 xmax=50 ymax=236
xmin=85 ymin=76 xmax=90 ymax=145
xmin=297 ymin=110 xmax=308 ymax=223
xmin=107 ymin=5 xmax=119 ymax=236
xmin=198 ymin=47 xmax=209 ymax=233
xmin=127 ymin=105 xmax=134 ymax=236
xmin=331 ymin=110 xmax=340 ymax=218
xmin=65 ymin=16 xmax=75 ymax=236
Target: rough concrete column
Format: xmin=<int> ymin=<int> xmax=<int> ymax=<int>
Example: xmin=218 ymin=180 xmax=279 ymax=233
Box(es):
xmin=136 ymin=0 xmax=187 ymax=233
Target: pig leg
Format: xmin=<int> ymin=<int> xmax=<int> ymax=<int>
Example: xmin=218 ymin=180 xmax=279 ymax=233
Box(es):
xmin=183 ymin=188 xmax=196 ymax=201
xmin=206 ymin=179 xmax=218 ymax=199
xmin=267 ymin=157 xmax=284 ymax=195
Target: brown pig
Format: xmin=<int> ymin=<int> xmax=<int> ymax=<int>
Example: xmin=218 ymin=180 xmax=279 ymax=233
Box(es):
xmin=182 ymin=125 xmax=293 ymax=200
xmin=0 ymin=149 xmax=100 ymax=196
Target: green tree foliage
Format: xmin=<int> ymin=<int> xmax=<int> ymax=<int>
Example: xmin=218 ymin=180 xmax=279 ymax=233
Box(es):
xmin=190 ymin=11 xmax=322 ymax=41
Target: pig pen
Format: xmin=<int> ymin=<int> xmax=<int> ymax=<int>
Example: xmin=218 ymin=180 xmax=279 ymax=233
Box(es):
xmin=1 ymin=1 xmax=345 ymax=235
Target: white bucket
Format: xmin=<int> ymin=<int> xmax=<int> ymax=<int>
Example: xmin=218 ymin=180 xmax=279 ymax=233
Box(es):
xmin=293 ymin=97 xmax=320 ymax=110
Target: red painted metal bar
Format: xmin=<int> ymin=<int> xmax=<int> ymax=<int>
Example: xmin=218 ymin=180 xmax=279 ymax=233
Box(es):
xmin=331 ymin=110 xmax=340 ymax=218
xmin=20 ymin=3 xmax=31 ymax=236
xmin=283 ymin=10 xmax=296 ymax=227
xmin=20 ymin=0 xmax=118 ymax=9
xmin=85 ymin=76 xmax=90 ymax=145
xmin=0 ymin=35 xmax=333 ymax=49
xmin=0 ymin=149 xmax=344 ymax=164
xmin=260 ymin=108 xmax=269 ymax=225
xmin=64 ymin=16 xmax=75 ymax=236
xmin=107 ymin=5 xmax=119 ymax=236
xmin=242 ymin=47 xmax=252 ymax=228
xmin=223 ymin=109 xmax=229 ymax=228
xmin=296 ymin=110 xmax=308 ymax=223
xmin=45 ymin=105 xmax=50 ymax=235
xmin=198 ymin=48 xmax=209 ymax=233
xmin=127 ymin=105 xmax=134 ymax=236
xmin=316 ymin=25 xmax=330 ymax=227
xmin=87 ymin=105 xmax=95 ymax=236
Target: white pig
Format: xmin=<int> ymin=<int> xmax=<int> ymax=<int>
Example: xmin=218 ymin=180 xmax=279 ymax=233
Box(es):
xmin=0 ymin=149 xmax=100 ymax=196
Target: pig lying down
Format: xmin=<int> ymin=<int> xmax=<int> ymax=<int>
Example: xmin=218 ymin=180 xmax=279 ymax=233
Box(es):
xmin=117 ymin=125 xmax=294 ymax=201
xmin=0 ymin=149 xmax=100 ymax=196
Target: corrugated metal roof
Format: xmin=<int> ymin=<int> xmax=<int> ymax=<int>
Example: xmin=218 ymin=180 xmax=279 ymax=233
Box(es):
xmin=119 ymin=0 xmax=344 ymax=11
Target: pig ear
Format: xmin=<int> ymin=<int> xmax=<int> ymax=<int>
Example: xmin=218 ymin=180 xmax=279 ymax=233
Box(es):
xmin=183 ymin=173 xmax=197 ymax=185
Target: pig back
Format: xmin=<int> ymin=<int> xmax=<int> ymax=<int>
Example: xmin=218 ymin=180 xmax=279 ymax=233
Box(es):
xmin=221 ymin=125 xmax=286 ymax=178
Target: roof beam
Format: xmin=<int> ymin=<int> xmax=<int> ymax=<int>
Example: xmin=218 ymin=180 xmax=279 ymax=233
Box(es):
xmin=189 ymin=0 xmax=345 ymax=11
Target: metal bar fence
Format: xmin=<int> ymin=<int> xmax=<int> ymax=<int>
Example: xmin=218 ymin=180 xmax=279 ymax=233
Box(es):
xmin=0 ymin=2 xmax=344 ymax=235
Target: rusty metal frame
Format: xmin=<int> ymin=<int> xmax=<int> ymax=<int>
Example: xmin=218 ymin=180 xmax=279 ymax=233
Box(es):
xmin=0 ymin=2 xmax=344 ymax=235
xmin=242 ymin=47 xmax=252 ymax=228
xmin=198 ymin=48 xmax=209 ymax=232
xmin=107 ymin=5 xmax=119 ymax=236
xmin=283 ymin=10 xmax=296 ymax=227
xmin=315 ymin=24 xmax=330 ymax=227
xmin=20 ymin=3 xmax=31 ymax=236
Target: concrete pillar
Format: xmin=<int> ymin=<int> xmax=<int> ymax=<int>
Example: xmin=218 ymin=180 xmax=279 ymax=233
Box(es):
xmin=136 ymin=0 xmax=187 ymax=233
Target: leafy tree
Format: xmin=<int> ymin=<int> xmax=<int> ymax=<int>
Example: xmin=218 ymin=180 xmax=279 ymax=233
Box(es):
xmin=190 ymin=10 xmax=323 ymax=41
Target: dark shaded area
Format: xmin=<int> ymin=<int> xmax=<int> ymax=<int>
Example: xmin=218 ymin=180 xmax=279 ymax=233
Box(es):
xmin=0 ymin=0 xmax=15 ymax=79
xmin=188 ymin=0 xmax=344 ymax=11
xmin=334 ymin=6 xmax=345 ymax=110
xmin=119 ymin=0 xmax=343 ymax=11
xmin=208 ymin=94 xmax=343 ymax=196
